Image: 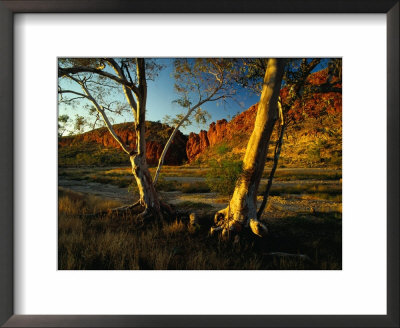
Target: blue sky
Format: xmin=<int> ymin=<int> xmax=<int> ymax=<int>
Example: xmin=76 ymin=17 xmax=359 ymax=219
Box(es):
xmin=59 ymin=58 xmax=328 ymax=135
xmin=144 ymin=59 xmax=260 ymax=133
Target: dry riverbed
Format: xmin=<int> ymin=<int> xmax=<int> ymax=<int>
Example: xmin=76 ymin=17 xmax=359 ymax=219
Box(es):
xmin=59 ymin=166 xmax=342 ymax=219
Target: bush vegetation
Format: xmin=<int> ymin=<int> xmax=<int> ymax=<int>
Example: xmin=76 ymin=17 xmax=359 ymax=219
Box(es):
xmin=216 ymin=143 xmax=231 ymax=155
xmin=59 ymin=142 xmax=127 ymax=166
xmin=205 ymin=159 xmax=243 ymax=196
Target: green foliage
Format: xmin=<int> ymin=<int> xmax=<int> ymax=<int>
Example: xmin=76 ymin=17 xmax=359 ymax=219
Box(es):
xmin=216 ymin=143 xmax=231 ymax=155
xmin=193 ymin=107 xmax=211 ymax=125
xmin=58 ymin=58 xmax=165 ymax=138
xmin=172 ymin=58 xmax=239 ymax=128
xmin=206 ymin=159 xmax=243 ymax=195
xmin=58 ymin=114 xmax=69 ymax=137
xmin=74 ymin=114 xmax=87 ymax=134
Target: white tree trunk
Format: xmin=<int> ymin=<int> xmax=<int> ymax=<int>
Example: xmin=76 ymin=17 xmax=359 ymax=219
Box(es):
xmin=153 ymin=87 xmax=223 ymax=185
xmin=213 ymin=58 xmax=285 ymax=237
xmin=132 ymin=58 xmax=162 ymax=218
xmin=130 ymin=153 xmax=161 ymax=216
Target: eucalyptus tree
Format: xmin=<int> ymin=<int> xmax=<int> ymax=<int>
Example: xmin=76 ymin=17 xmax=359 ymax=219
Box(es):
xmin=211 ymin=58 xmax=342 ymax=237
xmin=153 ymin=58 xmax=238 ymax=184
xmin=211 ymin=58 xmax=286 ymax=237
xmin=58 ymin=58 xmax=167 ymax=219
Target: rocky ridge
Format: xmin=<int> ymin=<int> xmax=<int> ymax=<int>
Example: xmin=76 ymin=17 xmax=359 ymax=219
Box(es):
xmin=59 ymin=121 xmax=188 ymax=165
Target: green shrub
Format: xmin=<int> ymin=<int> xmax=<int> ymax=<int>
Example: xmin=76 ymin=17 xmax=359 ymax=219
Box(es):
xmin=206 ymin=159 xmax=242 ymax=195
xmin=216 ymin=143 xmax=231 ymax=155
xmin=307 ymin=142 xmax=322 ymax=163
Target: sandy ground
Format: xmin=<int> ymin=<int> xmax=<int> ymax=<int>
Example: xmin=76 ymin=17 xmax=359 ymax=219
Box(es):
xmin=59 ymin=174 xmax=341 ymax=218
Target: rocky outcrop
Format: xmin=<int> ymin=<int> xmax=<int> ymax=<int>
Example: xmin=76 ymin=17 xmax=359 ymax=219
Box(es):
xmin=185 ymin=68 xmax=342 ymax=163
xmin=186 ymin=104 xmax=258 ymax=162
xmin=59 ymin=121 xmax=188 ymax=165
xmin=186 ymin=130 xmax=209 ymax=161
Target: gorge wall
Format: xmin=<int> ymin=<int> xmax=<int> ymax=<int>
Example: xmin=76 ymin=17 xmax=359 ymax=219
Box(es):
xmin=59 ymin=121 xmax=188 ymax=165
xmin=185 ymin=68 xmax=342 ymax=165
xmin=186 ymin=104 xmax=258 ymax=162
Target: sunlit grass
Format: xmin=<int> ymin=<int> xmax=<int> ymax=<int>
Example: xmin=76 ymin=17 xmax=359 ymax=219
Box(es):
xmin=162 ymin=219 xmax=186 ymax=235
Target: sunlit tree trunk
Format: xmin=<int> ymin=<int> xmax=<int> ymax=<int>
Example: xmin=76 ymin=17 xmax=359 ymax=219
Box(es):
xmin=213 ymin=58 xmax=285 ymax=237
xmin=131 ymin=58 xmax=162 ymax=218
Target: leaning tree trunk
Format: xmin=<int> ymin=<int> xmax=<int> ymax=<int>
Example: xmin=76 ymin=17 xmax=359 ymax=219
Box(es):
xmin=212 ymin=58 xmax=285 ymax=238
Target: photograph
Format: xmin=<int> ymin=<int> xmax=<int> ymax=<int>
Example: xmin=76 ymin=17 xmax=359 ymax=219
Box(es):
xmin=57 ymin=58 xmax=342 ymax=270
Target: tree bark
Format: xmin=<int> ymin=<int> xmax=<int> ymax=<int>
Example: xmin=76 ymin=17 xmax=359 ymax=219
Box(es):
xmin=132 ymin=58 xmax=162 ymax=218
xmin=130 ymin=153 xmax=161 ymax=217
xmin=212 ymin=58 xmax=285 ymax=238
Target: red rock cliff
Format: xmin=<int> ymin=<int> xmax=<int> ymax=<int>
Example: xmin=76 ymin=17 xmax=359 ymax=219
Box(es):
xmin=186 ymin=104 xmax=258 ymax=162
xmin=185 ymin=68 xmax=342 ymax=162
xmin=59 ymin=121 xmax=188 ymax=165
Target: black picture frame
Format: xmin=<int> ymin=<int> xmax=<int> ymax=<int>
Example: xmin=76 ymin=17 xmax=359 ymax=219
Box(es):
xmin=0 ymin=1 xmax=398 ymax=327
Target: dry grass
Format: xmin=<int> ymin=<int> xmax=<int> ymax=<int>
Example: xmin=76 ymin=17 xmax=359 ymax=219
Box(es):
xmin=162 ymin=219 xmax=186 ymax=235
xmin=58 ymin=188 xmax=342 ymax=270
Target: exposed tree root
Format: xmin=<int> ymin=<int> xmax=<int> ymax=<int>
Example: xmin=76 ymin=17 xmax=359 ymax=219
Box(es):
xmin=81 ymin=199 xmax=175 ymax=222
xmin=80 ymin=201 xmax=141 ymax=219
xmin=210 ymin=207 xmax=268 ymax=239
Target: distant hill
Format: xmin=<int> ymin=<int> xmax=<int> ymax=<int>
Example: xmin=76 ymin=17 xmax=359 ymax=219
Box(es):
xmin=58 ymin=121 xmax=188 ymax=166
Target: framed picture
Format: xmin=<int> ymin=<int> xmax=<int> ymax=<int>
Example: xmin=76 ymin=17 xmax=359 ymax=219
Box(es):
xmin=0 ymin=0 xmax=398 ymax=327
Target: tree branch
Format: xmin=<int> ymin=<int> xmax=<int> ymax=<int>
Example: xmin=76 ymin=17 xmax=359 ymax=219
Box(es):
xmin=62 ymin=75 xmax=132 ymax=155
xmin=106 ymin=58 xmax=139 ymax=121
xmin=58 ymin=65 xmax=140 ymax=95
xmin=58 ymin=89 xmax=87 ymax=98
xmin=153 ymin=80 xmax=223 ymax=185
